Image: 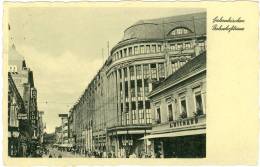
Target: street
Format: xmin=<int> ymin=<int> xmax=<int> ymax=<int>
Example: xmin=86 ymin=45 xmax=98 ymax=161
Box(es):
xmin=43 ymin=147 xmax=85 ymax=158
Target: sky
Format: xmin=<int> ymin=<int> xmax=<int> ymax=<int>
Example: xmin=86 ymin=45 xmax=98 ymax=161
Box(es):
xmin=8 ymin=6 xmax=204 ymax=133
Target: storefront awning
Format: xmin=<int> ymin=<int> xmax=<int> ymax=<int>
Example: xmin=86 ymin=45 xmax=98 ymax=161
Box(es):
xmin=139 ymin=129 xmax=205 ymax=140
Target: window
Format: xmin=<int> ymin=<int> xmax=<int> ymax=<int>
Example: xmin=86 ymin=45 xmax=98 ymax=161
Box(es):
xmin=177 ymin=29 xmax=182 ymax=34
xmin=138 ymin=101 xmax=143 ymax=110
xmin=124 ymin=68 xmax=128 ymax=78
xmin=126 ymin=112 xmax=129 ymax=125
xmin=129 ymin=47 xmax=133 ymax=56
xmin=158 ymin=63 xmax=165 ymax=80
xmin=137 ymin=80 xmax=143 ymax=97
xmin=151 ymin=45 xmax=156 ymax=53
xmin=136 ymin=65 xmax=142 ymax=78
xmin=143 ymin=64 xmax=150 ymax=79
xmin=170 ymin=44 xmax=176 ymax=50
xmin=150 ymin=64 xmax=157 ymax=79
xmin=144 ymin=79 xmax=149 ymax=96
xmin=156 ymin=108 xmax=161 ymax=124
xmin=134 ymin=46 xmax=139 ymax=55
xmin=129 ymin=66 xmax=134 ymax=79
xmin=146 ymin=45 xmax=150 ymax=53
xmin=120 ymin=50 xmax=123 ymax=58
xmin=124 ymin=48 xmax=127 ymax=57
xmin=177 ymin=43 xmax=183 ymax=50
xmin=168 ymin=104 xmax=173 ymax=121
xmin=195 ymin=93 xmax=204 ymax=115
xmin=132 ymin=102 xmax=136 ymax=110
xmin=130 ymin=80 xmax=135 ymax=97
xmin=125 ymin=81 xmax=128 ymax=98
xmin=125 ymin=103 xmax=129 ymax=112
xmin=170 ymin=27 xmax=191 ymax=36
xmin=145 ymin=101 xmax=150 ymax=109
xmin=180 ymin=97 xmax=188 ymax=118
xmin=119 ymin=70 xmax=122 ymax=79
xmin=185 ymin=42 xmax=191 ymax=49
xmin=146 ymin=109 xmax=152 ymax=124
xmin=116 ymin=52 xmax=119 ymax=59
xmin=158 ymin=45 xmax=162 ymax=52
xmin=140 ymin=45 xmax=145 ymax=54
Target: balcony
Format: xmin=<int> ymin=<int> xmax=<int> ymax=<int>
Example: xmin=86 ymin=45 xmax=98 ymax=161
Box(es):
xmin=152 ymin=114 xmax=206 ymax=134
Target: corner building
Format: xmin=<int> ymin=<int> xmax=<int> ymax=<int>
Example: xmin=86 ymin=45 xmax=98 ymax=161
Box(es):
xmin=71 ymin=12 xmax=206 ymax=158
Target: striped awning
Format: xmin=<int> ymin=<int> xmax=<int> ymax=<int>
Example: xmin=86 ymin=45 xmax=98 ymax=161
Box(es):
xmin=139 ymin=129 xmax=205 ymax=140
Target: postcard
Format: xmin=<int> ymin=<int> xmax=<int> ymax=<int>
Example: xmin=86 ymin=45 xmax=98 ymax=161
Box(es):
xmin=2 ymin=1 xmax=259 ymax=166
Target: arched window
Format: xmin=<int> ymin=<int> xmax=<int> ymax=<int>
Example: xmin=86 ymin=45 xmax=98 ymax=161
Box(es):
xmin=169 ymin=27 xmax=192 ymax=36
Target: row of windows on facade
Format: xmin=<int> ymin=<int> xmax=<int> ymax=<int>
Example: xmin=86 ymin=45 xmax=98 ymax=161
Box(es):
xmin=112 ymin=40 xmax=205 ymax=61
xmin=118 ymin=63 xmax=165 ymax=81
xmin=120 ymin=100 xmax=152 ymax=125
xmin=156 ymin=91 xmax=204 ymax=124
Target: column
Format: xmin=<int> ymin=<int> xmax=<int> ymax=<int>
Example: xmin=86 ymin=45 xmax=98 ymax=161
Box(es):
xmin=134 ymin=65 xmax=139 ymax=124
xmin=156 ymin=63 xmax=159 ymax=81
xmin=127 ymin=67 xmax=133 ymax=125
xmin=116 ymin=70 xmax=122 ymax=126
xmin=141 ymin=64 xmax=146 ymax=124
xmin=122 ymin=68 xmax=126 ymax=126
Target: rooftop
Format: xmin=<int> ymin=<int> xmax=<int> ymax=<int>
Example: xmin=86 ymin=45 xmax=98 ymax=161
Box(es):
xmin=149 ymin=51 xmax=206 ymax=97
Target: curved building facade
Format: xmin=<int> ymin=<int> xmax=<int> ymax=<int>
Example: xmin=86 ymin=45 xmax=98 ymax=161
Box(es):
xmin=70 ymin=12 xmax=206 ymax=157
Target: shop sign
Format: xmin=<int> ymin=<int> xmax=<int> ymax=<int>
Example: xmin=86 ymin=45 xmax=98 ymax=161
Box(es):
xmin=17 ymin=113 xmax=28 ymax=120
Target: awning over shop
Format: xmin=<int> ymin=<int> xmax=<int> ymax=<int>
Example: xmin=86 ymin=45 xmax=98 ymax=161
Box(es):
xmin=139 ymin=129 xmax=205 ymax=140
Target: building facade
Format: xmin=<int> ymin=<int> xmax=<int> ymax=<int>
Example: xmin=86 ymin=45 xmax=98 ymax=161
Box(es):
xmin=8 ymin=44 xmax=42 ymax=156
xmin=58 ymin=114 xmax=69 ymax=146
xmin=69 ymin=12 xmax=206 ymax=157
xmin=147 ymin=52 xmax=206 ymax=158
xmin=8 ymin=73 xmax=28 ymax=157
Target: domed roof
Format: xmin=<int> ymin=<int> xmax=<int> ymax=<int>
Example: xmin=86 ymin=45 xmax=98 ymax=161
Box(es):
xmin=121 ymin=12 xmax=206 ymax=42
